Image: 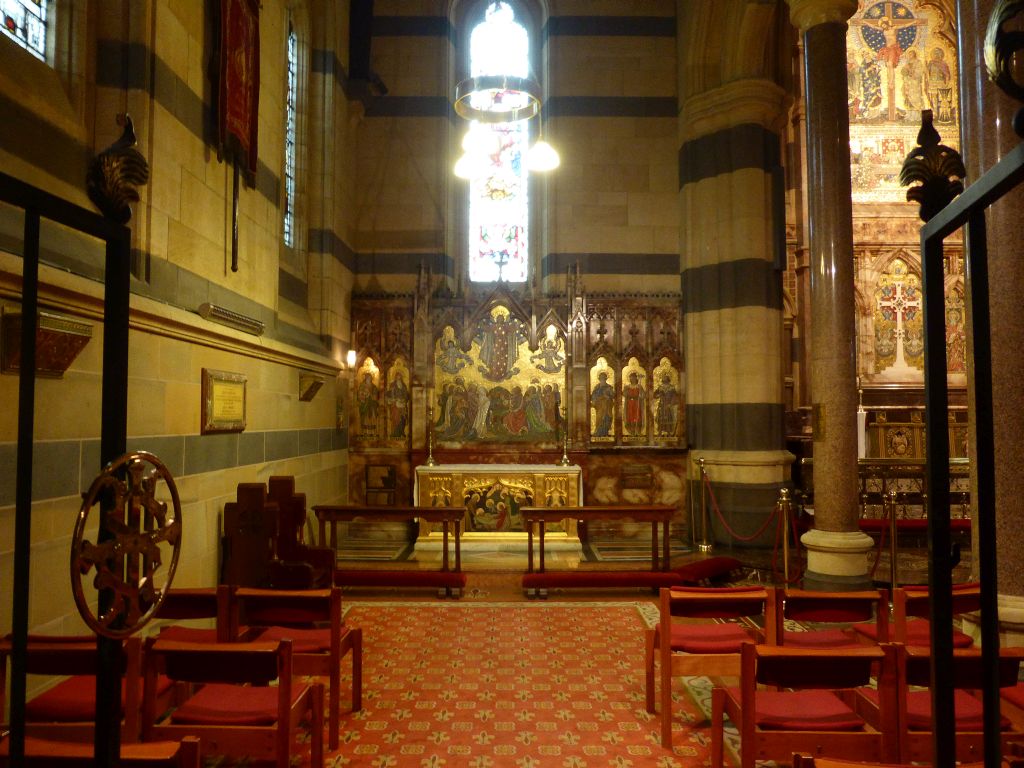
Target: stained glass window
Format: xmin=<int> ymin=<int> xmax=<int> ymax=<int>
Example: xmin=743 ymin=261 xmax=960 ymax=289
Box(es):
xmin=1 ymin=0 xmax=47 ymax=61
xmin=283 ymin=22 xmax=298 ymax=248
xmin=467 ymin=2 xmax=530 ymax=283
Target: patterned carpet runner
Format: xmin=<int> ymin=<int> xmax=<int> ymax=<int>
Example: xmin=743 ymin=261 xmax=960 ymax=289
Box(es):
xmin=321 ymin=601 xmax=710 ymax=768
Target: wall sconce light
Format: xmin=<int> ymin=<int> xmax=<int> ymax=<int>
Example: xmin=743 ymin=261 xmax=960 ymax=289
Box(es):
xmin=299 ymin=372 xmax=325 ymax=402
xmin=197 ymin=302 xmax=265 ymax=336
xmin=346 ymin=349 xmax=357 ymax=369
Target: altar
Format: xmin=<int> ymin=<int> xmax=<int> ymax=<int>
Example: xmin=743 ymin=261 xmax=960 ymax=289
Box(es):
xmin=413 ymin=464 xmax=583 ymax=549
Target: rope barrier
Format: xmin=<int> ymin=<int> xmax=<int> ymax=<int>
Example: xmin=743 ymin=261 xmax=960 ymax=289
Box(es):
xmin=700 ymin=471 xmax=804 ymax=583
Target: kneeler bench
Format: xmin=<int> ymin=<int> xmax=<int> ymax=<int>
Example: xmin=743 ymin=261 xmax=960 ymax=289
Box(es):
xmin=521 ymin=556 xmax=743 ymax=597
xmin=313 ymin=505 xmax=466 ymax=598
xmin=520 ymin=504 xmax=741 ymax=598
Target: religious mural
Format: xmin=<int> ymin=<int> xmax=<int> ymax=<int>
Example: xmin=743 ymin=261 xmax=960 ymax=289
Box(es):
xmin=873 ymin=257 xmax=924 ymax=375
xmin=847 ymin=0 xmax=958 ymax=203
xmin=431 ymin=307 xmax=565 ymax=446
xmin=945 ymin=288 xmax=966 ymax=374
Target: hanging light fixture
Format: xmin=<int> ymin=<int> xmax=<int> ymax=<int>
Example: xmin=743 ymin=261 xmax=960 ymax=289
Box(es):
xmin=526 ymin=116 xmax=560 ymax=172
xmin=452 ymin=1 xmax=558 ymax=178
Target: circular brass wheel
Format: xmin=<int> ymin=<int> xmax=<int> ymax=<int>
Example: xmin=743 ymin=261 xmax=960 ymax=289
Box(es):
xmin=71 ymin=451 xmax=182 ymax=638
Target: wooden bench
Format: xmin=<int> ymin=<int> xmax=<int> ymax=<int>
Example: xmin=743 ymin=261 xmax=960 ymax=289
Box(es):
xmin=313 ymin=505 xmax=467 ymax=598
xmin=520 ymin=505 xmax=728 ymax=597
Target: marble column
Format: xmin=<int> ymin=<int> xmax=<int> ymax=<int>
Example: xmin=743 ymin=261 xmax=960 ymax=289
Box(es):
xmin=957 ymin=1 xmax=1024 ymax=644
xmin=680 ymin=79 xmax=794 ymax=548
xmin=788 ymin=0 xmax=873 ymax=589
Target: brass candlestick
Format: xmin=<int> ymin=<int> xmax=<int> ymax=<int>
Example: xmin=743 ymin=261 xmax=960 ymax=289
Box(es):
xmin=426 ymin=406 xmax=438 ymax=466
xmin=558 ymin=406 xmax=571 ymax=466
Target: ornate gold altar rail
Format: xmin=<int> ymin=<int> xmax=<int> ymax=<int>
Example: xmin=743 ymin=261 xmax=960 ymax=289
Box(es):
xmin=796 ymin=457 xmax=971 ymax=520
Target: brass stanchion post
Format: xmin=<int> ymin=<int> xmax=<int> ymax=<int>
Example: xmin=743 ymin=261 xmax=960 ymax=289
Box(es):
xmin=698 ymin=457 xmax=713 ymax=553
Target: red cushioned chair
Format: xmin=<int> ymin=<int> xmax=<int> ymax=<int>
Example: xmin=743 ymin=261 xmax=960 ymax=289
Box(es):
xmin=152 ymin=585 xmax=237 ymax=644
xmin=0 ymin=734 xmax=200 ymax=767
xmin=645 ymin=585 xmax=776 ymax=748
xmin=710 ymin=643 xmax=899 ymax=768
xmin=0 ymin=634 xmax=172 ymax=743
xmin=851 ymin=582 xmax=979 ymax=647
xmin=234 ymin=586 xmax=361 ymax=751
xmin=775 ymin=588 xmax=889 ymax=649
xmin=141 ymin=637 xmax=323 ymax=768
xmin=853 ymin=644 xmax=1024 ymax=764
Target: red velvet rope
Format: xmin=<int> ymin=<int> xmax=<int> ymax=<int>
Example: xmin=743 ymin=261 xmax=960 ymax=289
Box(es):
xmin=701 ymin=471 xmax=805 ymax=584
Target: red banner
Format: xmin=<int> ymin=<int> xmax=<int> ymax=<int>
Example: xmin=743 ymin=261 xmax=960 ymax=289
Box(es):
xmin=218 ymin=0 xmax=260 ymax=178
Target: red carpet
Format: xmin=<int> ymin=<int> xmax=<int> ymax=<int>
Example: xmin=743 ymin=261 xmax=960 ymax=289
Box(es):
xmin=326 ymin=601 xmax=709 ymax=767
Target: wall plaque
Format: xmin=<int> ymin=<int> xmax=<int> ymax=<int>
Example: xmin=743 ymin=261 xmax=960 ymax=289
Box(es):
xmin=201 ymin=368 xmax=247 ymax=434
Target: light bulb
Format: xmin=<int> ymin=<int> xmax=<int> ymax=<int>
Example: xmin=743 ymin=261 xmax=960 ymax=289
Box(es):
xmin=454 ymin=153 xmax=476 ymax=179
xmin=527 ymin=139 xmax=560 ymax=172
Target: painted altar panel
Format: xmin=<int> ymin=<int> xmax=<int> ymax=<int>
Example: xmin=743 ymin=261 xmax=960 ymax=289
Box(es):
xmin=847 ymin=0 xmax=958 ymax=203
xmin=414 ymin=464 xmax=582 ymax=539
xmin=432 ymin=307 xmax=565 ymax=447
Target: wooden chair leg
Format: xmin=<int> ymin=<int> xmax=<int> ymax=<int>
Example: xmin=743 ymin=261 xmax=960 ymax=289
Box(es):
xmin=311 ymin=682 xmax=324 ymax=768
xmin=645 ymin=626 xmax=658 ymax=713
xmin=660 ymin=646 xmax=673 ymax=747
xmin=711 ymin=687 xmax=725 ymax=767
xmin=352 ymin=627 xmax=363 ymax=711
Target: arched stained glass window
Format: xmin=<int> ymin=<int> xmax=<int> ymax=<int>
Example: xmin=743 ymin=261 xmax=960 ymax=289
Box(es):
xmin=283 ymin=20 xmax=298 ymax=248
xmin=1 ymin=0 xmax=47 ymax=61
xmin=467 ymin=2 xmax=530 ymax=284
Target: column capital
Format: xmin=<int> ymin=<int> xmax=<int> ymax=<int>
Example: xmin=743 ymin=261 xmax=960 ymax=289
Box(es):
xmin=680 ymin=78 xmax=791 ymax=143
xmin=787 ymin=0 xmax=857 ymax=33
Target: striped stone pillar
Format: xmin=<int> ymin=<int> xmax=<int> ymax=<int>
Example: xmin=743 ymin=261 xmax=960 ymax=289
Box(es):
xmin=681 ymin=80 xmax=794 ymax=548
xmin=788 ymin=0 xmax=873 ymax=589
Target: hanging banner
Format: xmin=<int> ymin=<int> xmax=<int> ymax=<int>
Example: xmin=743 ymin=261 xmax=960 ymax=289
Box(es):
xmin=218 ymin=0 xmax=260 ymax=179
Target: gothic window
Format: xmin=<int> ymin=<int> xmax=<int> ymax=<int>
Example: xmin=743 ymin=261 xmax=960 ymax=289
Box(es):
xmin=464 ymin=1 xmax=532 ymax=284
xmin=1 ymin=0 xmax=47 ymax=61
xmin=283 ymin=19 xmax=298 ymax=248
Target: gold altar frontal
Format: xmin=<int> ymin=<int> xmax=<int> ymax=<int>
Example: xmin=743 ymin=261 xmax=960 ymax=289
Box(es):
xmin=414 ymin=464 xmax=583 ymax=550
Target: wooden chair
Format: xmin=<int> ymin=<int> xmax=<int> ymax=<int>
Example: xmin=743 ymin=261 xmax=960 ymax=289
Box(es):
xmin=775 ymin=588 xmax=888 ymax=648
xmin=152 ymin=585 xmax=236 ymax=644
xmin=645 ymin=585 xmax=776 ymax=748
xmin=0 ymin=735 xmax=200 ymax=767
xmin=141 ymin=637 xmax=323 ymax=768
xmin=851 ymin=582 xmax=979 ymax=647
xmin=0 ymin=634 xmax=165 ymax=743
xmin=234 ymin=586 xmax=362 ymax=750
xmin=267 ymin=476 xmax=335 ymax=589
xmin=710 ymin=643 xmax=899 ymax=768
xmin=853 ymin=644 xmax=1024 ymax=763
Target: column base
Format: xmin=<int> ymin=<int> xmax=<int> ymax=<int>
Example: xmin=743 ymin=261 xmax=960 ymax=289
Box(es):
xmin=799 ymin=528 xmax=874 ymax=591
xmin=961 ymin=592 xmax=1024 ymax=647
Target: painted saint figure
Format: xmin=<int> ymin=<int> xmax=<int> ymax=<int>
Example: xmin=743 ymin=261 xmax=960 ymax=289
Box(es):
xmin=623 ymin=371 xmax=646 ymax=437
xmin=385 ymin=373 xmax=410 ymax=438
xmin=591 ymin=371 xmax=614 ymax=437
xmin=925 ymin=47 xmax=953 ymax=122
xmin=899 ymin=48 xmax=925 ymax=111
xmin=356 ymin=372 xmax=380 ymax=437
xmin=436 ymin=336 xmax=473 ymax=375
xmin=653 ymin=374 xmax=680 ymax=437
xmin=476 ymin=311 xmax=525 ymax=381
